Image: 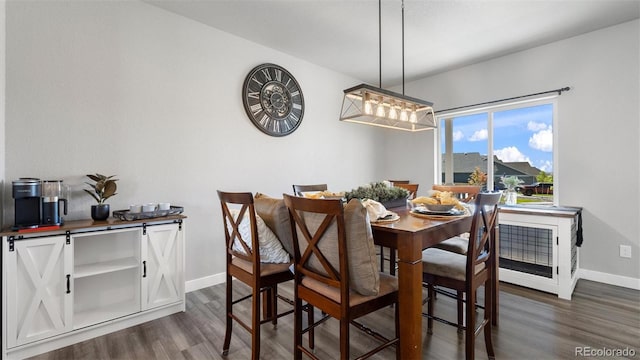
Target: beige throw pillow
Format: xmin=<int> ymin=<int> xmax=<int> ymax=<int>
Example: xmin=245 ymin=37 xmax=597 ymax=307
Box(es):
xmin=254 ymin=193 xmax=295 ymax=257
xmin=226 ymin=209 xmax=290 ymax=263
xmin=295 ymin=199 xmax=380 ymax=296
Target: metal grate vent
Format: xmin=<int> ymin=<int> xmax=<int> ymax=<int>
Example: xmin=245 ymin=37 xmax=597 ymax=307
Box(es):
xmin=499 ymin=224 xmax=553 ymax=278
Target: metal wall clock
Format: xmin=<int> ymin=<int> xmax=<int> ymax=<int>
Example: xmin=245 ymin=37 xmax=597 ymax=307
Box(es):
xmin=242 ymin=63 xmax=305 ymax=137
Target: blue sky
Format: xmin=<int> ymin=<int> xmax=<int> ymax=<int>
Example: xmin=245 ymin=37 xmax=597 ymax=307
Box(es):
xmin=441 ymin=103 xmax=554 ymax=172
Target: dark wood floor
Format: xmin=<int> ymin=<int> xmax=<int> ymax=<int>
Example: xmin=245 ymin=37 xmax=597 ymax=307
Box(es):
xmin=30 ymin=279 xmax=640 ymax=360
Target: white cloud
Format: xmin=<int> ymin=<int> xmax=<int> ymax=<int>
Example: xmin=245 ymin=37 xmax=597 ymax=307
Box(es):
xmin=495 ymin=146 xmax=531 ymax=163
xmin=537 ymin=160 xmax=553 ymax=172
xmin=529 ymin=127 xmax=553 ymax=152
xmin=453 ymin=130 xmax=464 ymax=141
xmin=468 ymin=129 xmax=488 ymax=141
xmin=527 ymin=121 xmax=548 ymax=131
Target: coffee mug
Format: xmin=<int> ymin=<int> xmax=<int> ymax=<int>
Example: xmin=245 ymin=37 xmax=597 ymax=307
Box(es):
xmin=158 ymin=202 xmax=171 ymax=211
xmin=129 ymin=204 xmax=142 ymax=213
xmin=142 ymin=203 xmax=156 ymax=212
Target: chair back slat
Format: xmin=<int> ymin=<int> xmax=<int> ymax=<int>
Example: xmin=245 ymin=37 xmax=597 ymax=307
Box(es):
xmin=466 ymin=192 xmax=501 ymax=274
xmin=284 ymin=194 xmax=348 ymax=292
xmin=432 ymin=185 xmax=481 ymax=203
xmin=388 ymin=179 xmax=410 ymax=185
xmin=218 ymin=191 xmax=259 ymax=264
xmin=394 ymin=183 xmax=419 ymax=199
xmin=292 ymin=183 xmax=328 ymax=196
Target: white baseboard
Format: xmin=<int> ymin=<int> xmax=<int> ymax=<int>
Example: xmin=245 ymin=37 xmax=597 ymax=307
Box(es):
xmin=185 ymin=272 xmax=225 ymax=293
xmin=578 ymin=269 xmax=640 ymax=290
xmin=184 ymin=269 xmax=640 ymax=294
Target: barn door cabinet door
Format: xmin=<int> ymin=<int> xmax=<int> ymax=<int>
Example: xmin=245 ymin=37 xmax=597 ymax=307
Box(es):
xmin=141 ymin=223 xmax=184 ymax=310
xmin=6 ymin=236 xmax=72 ymax=348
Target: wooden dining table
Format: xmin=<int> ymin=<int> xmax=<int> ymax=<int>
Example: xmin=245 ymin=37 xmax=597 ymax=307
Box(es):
xmin=371 ymin=207 xmax=499 ymax=360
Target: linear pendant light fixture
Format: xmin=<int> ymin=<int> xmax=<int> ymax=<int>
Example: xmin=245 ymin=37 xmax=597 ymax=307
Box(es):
xmin=339 ymin=0 xmax=436 ymax=132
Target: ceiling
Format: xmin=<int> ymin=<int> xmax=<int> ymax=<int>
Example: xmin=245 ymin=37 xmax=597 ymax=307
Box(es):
xmin=147 ymin=0 xmax=640 ymax=86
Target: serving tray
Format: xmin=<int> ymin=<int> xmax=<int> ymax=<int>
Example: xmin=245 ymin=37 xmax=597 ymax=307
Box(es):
xmin=112 ymin=206 xmax=184 ymax=221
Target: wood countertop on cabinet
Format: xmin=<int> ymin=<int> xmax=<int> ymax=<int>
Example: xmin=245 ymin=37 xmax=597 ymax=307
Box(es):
xmin=1 ymin=215 xmax=187 ymax=237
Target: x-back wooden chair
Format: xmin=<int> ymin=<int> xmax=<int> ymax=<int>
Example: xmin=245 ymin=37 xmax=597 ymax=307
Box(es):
xmin=283 ymin=194 xmax=400 ymax=360
xmin=217 ymin=191 xmax=294 ymax=360
xmin=422 ymin=191 xmax=501 ymax=360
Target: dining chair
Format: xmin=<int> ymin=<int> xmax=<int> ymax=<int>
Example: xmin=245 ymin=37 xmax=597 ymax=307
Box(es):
xmin=432 ymin=184 xmax=481 ymax=203
xmin=393 ymin=183 xmax=419 ymax=199
xmin=292 ymin=183 xmax=328 ymax=196
xmin=217 ymin=191 xmax=295 ymax=360
xmin=431 ymin=185 xmax=481 ymax=255
xmin=387 ymin=179 xmax=410 ymax=185
xmin=422 ymin=192 xmax=501 ymax=360
xmin=283 ymin=194 xmax=400 ymax=360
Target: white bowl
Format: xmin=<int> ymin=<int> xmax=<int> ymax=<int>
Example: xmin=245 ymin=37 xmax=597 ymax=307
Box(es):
xmin=424 ymin=203 xmax=455 ymax=212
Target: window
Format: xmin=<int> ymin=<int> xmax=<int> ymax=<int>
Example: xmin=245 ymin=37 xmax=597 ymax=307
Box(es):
xmin=438 ymin=98 xmax=557 ymax=205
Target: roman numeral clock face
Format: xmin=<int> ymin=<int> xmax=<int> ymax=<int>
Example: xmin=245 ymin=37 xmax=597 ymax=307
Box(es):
xmin=242 ymin=63 xmax=305 ymax=136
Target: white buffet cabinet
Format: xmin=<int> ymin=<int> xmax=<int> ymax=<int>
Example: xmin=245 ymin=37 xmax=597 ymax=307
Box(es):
xmin=1 ymin=216 xmax=186 ymax=360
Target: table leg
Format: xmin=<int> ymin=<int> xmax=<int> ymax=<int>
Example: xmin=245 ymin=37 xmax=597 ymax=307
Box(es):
xmin=396 ymin=234 xmax=423 ymax=360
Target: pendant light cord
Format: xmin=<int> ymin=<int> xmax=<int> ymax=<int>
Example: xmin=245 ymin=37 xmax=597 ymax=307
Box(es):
xmin=378 ymin=0 xmax=382 ymax=88
xmin=378 ymin=0 xmax=406 ymax=93
xmin=402 ymin=0 xmax=405 ymax=95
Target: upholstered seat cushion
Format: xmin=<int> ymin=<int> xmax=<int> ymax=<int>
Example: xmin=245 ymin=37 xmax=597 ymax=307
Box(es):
xmin=296 ymin=199 xmax=380 ymax=296
xmin=422 ymin=248 xmax=485 ymax=281
xmin=254 ymin=193 xmax=295 ymax=257
xmin=232 ymin=257 xmax=292 ymax=276
xmin=301 ymin=273 xmax=397 ymax=306
xmin=433 ymin=236 xmax=469 ymax=254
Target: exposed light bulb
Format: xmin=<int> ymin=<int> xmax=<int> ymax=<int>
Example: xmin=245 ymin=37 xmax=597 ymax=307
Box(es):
xmin=363 ymin=93 xmax=373 ymax=115
xmin=409 ymin=109 xmax=417 ymax=123
xmin=399 ymin=107 xmax=408 ymax=121
xmin=388 ymin=103 xmax=398 ymax=120
xmin=364 ymin=100 xmax=373 ymax=115
xmin=375 ymin=98 xmax=386 ymax=117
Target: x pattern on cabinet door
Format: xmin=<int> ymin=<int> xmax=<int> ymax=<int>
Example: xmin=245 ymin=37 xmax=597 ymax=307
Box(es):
xmin=7 ymin=236 xmax=71 ymax=347
xmin=142 ymin=225 xmax=181 ymax=309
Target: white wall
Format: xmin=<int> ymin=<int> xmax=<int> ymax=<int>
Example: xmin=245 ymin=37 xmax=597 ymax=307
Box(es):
xmin=3 ymin=1 xmax=388 ymax=284
xmin=4 ymin=1 xmax=638 ymax=288
xmin=392 ymin=20 xmax=640 ymax=282
xmin=1 ymin=0 xmax=5 ymax=228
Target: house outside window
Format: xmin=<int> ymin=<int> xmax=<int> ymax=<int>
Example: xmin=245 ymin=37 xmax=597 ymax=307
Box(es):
xmin=437 ymin=98 xmax=557 ymax=205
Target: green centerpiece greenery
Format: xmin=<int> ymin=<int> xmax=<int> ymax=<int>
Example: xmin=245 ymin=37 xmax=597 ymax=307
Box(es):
xmin=344 ymin=181 xmax=409 ymax=203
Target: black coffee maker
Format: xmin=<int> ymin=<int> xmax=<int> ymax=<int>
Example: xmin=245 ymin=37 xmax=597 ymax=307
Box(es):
xmin=12 ymin=178 xmax=68 ymax=230
xmin=41 ymin=180 xmax=68 ymax=226
xmin=12 ymin=178 xmax=42 ymax=229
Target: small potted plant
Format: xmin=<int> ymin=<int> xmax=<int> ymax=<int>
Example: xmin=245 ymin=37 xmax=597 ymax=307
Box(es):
xmin=500 ymin=175 xmax=523 ymax=205
xmin=84 ymin=173 xmax=118 ymax=220
xmin=468 ymin=166 xmax=487 ymax=189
